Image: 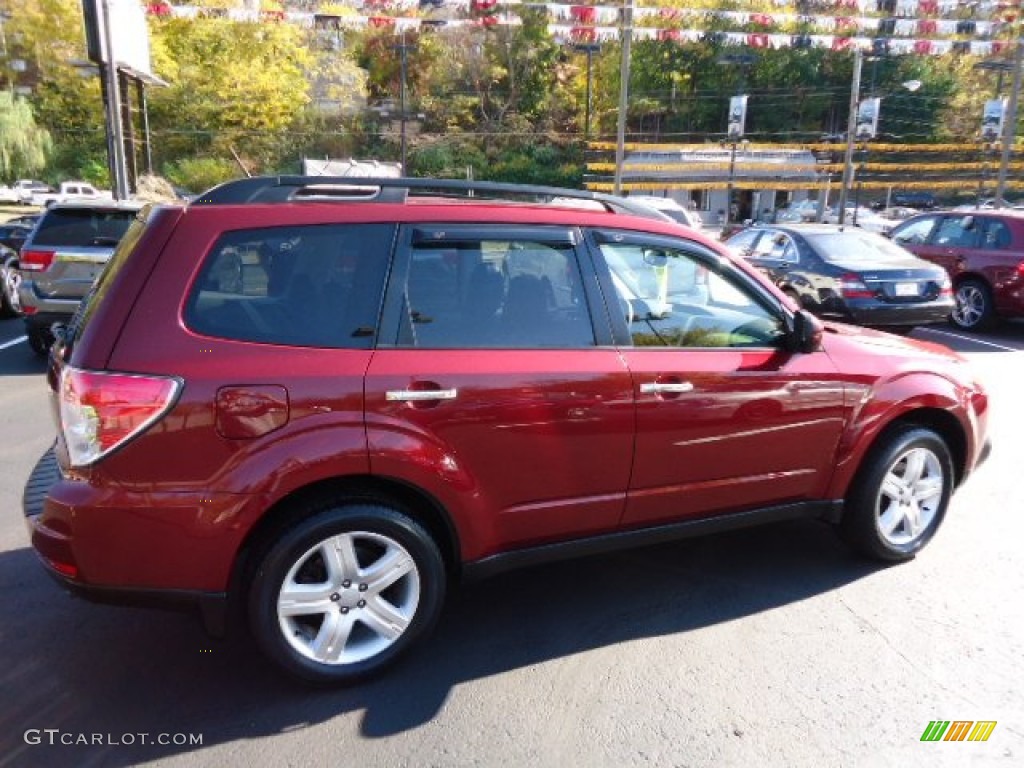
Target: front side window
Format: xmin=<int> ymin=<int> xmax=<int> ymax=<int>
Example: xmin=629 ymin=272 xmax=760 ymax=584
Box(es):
xmin=598 ymin=239 xmax=786 ymax=348
xmin=891 ymin=216 xmax=939 ymax=246
xmin=397 ymin=235 xmax=594 ymax=348
xmin=186 ymin=223 xmax=394 ymax=348
xmin=752 ymin=231 xmax=797 ymax=263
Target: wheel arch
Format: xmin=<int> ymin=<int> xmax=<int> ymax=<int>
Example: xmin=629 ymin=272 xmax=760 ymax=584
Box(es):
xmin=840 ymin=407 xmax=968 ymax=508
xmin=226 ymin=474 xmax=461 ymax=626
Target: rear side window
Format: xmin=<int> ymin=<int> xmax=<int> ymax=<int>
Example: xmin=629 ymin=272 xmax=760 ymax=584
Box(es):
xmin=186 ymin=224 xmax=394 ymax=349
xmin=30 ymin=208 xmax=138 ymax=247
xmin=396 ymin=235 xmax=595 ymax=348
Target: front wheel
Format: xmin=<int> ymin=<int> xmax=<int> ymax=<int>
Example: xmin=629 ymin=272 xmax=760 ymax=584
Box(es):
xmin=248 ymin=504 xmax=445 ymax=684
xmin=951 ymin=278 xmax=997 ymax=331
xmin=840 ymin=426 xmax=954 ymax=562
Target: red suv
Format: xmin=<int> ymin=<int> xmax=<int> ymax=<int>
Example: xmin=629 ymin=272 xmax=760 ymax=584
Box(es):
xmin=25 ymin=177 xmax=991 ymax=684
xmin=889 ymin=210 xmax=1024 ymax=330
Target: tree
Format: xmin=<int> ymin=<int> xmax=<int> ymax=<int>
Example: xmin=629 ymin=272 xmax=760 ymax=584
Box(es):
xmin=0 ymin=92 xmax=52 ymax=180
xmin=147 ymin=16 xmax=317 ymax=173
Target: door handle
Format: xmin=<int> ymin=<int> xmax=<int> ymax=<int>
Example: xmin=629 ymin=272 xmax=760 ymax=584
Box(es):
xmin=386 ymin=388 xmax=458 ymax=402
xmin=640 ymin=382 xmax=694 ymax=395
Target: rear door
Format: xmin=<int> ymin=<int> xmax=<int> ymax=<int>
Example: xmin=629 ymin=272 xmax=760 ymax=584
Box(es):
xmin=364 ymin=225 xmax=635 ymax=559
xmin=588 ymin=229 xmax=847 ymax=527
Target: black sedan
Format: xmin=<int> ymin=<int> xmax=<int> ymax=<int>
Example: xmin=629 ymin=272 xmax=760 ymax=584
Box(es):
xmin=725 ymin=224 xmax=954 ymax=330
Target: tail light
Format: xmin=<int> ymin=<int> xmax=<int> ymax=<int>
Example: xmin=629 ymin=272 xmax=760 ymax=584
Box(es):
xmin=838 ymin=273 xmax=874 ymax=299
xmin=1016 ymin=261 xmax=1024 ymax=280
xmin=19 ymin=249 xmax=56 ymax=272
xmin=59 ymin=367 xmax=181 ymax=467
xmin=939 ymin=275 xmax=953 ymax=296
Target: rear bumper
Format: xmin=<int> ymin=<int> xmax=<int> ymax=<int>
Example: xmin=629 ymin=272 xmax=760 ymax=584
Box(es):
xmin=23 ymin=448 xmax=231 ymax=636
xmin=826 ymin=298 xmax=954 ymax=327
xmin=17 ymin=279 xmax=81 ymax=319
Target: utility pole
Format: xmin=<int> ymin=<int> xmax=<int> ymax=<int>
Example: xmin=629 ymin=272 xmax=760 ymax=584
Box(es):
xmin=101 ymin=0 xmax=129 ymax=199
xmin=838 ymin=49 xmax=862 ymax=227
xmin=613 ymin=0 xmax=633 ymax=195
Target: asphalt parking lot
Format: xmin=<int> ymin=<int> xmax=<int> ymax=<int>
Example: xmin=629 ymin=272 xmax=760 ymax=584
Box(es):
xmin=1 ymin=316 xmax=1022 ymax=767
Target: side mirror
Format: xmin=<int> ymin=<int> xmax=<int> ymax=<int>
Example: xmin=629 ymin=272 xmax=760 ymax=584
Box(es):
xmin=786 ymin=309 xmax=823 ymax=353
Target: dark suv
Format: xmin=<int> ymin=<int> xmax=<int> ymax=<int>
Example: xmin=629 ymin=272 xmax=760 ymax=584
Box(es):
xmin=889 ymin=210 xmax=1024 ymax=330
xmin=25 ymin=177 xmax=990 ymax=684
xmin=17 ymin=201 xmax=144 ymax=354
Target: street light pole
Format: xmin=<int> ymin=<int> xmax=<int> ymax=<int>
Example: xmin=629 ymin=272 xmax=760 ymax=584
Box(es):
xmin=838 ymin=49 xmax=863 ymax=227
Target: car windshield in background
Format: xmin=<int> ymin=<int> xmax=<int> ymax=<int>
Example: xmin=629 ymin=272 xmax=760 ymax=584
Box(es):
xmin=803 ymin=230 xmax=913 ymax=262
xmin=30 ymin=208 xmax=139 ymax=247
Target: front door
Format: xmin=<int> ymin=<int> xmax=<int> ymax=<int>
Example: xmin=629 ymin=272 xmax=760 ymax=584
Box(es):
xmin=589 ymin=230 xmax=848 ymax=527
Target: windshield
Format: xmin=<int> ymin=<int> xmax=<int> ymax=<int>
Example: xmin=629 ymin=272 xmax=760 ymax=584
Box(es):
xmin=66 ymin=207 xmax=152 ymax=345
xmin=31 ymin=208 xmax=139 ymax=247
xmin=803 ymin=230 xmax=915 ymax=262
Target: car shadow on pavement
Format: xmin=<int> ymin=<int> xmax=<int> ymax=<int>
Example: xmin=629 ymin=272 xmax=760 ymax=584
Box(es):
xmin=0 ymin=519 xmax=881 ymax=766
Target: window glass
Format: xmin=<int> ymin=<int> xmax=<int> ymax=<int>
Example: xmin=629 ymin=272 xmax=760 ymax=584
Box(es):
xmin=725 ymin=228 xmax=761 ymax=255
xmin=891 ymin=216 xmax=938 ymax=246
xmin=598 ymin=241 xmax=786 ymax=348
xmin=981 ymin=218 xmax=1012 ymax=249
xmin=31 ymin=208 xmax=138 ymax=247
xmin=753 ymin=231 xmax=797 ymax=262
xmin=397 ymin=238 xmax=594 ymax=348
xmin=933 ymin=216 xmax=980 ymax=247
xmin=186 ymin=224 xmax=393 ymax=348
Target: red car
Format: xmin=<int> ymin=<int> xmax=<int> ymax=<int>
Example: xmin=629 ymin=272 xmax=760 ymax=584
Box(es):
xmin=889 ymin=209 xmax=1024 ymax=330
xmin=25 ymin=177 xmax=990 ymax=684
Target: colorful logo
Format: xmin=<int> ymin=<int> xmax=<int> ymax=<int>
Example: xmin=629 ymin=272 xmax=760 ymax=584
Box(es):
xmin=921 ymin=721 xmax=997 ymax=742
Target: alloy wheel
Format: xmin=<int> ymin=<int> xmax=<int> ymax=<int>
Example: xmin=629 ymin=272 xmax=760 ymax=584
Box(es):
xmin=874 ymin=447 xmax=944 ymax=548
xmin=276 ymin=530 xmax=421 ymax=666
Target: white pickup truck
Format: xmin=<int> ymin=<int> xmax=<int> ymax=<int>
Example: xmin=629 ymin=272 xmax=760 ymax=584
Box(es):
xmin=31 ymin=181 xmax=112 ymax=208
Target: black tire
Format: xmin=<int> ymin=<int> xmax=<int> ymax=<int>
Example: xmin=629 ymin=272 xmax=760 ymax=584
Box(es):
xmin=26 ymin=327 xmax=51 ymax=357
xmin=0 ymin=260 xmax=20 ymax=318
xmin=840 ymin=426 xmax=954 ymax=562
xmin=950 ymin=278 xmax=997 ymax=332
xmin=248 ymin=503 xmax=445 ymax=685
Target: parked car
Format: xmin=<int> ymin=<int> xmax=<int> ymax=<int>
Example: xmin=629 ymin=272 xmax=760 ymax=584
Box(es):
xmin=30 ymin=180 xmax=111 ymax=208
xmin=627 ymin=195 xmax=704 ymax=230
xmin=0 ymin=223 xmax=33 ymax=316
xmin=12 ymin=179 xmax=54 ymax=205
xmin=872 ymin=191 xmax=937 ymax=210
xmin=0 ymin=184 xmax=21 ymax=205
xmin=25 ymin=176 xmax=990 ymax=685
xmin=0 ymin=222 xmax=30 ymax=253
xmin=725 ymin=223 xmax=953 ymax=330
xmin=16 ymin=200 xmax=144 ymax=353
xmin=889 ymin=210 xmax=1024 ymax=330
xmin=4 ymin=213 xmax=41 ymax=228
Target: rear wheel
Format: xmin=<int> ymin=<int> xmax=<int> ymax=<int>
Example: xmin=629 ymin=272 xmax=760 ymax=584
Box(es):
xmin=840 ymin=426 xmax=953 ymax=562
xmin=951 ymin=278 xmax=997 ymax=331
xmin=248 ymin=503 xmax=445 ymax=684
xmin=26 ymin=326 xmax=51 ymax=357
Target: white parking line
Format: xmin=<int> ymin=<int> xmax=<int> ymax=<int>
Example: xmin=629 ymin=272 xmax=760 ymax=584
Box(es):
xmin=917 ymin=327 xmax=1023 ymax=352
xmin=0 ymin=335 xmax=27 ymax=351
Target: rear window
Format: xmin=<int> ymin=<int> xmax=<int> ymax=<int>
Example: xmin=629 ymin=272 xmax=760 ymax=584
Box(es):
xmin=185 ymin=224 xmax=395 ymax=349
xmin=67 ymin=208 xmax=151 ymax=343
xmin=804 ymin=230 xmax=916 ymax=262
xmin=30 ymin=208 xmax=139 ymax=247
